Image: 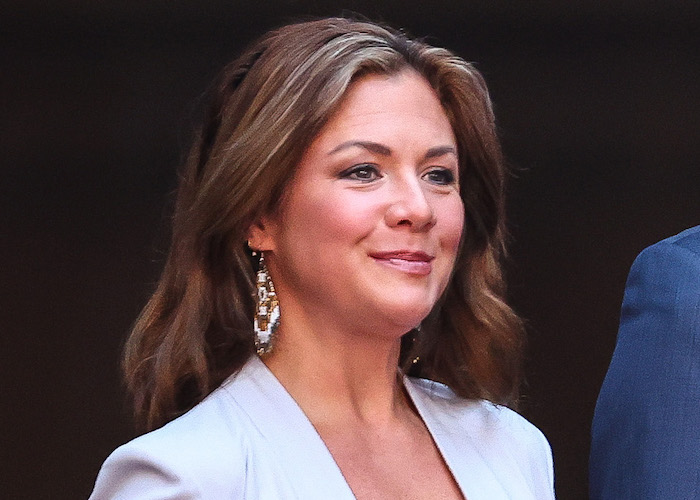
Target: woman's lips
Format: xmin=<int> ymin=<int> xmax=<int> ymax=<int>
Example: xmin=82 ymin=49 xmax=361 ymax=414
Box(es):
xmin=369 ymin=251 xmax=434 ymax=276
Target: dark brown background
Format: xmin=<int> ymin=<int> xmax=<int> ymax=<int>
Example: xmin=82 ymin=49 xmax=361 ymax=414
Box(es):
xmin=2 ymin=1 xmax=699 ymax=498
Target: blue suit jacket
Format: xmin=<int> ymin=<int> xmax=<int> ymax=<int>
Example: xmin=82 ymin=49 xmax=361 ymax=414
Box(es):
xmin=590 ymin=225 xmax=700 ymax=499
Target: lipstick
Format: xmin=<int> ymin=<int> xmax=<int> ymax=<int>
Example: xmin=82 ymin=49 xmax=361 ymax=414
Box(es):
xmin=369 ymin=251 xmax=434 ymax=276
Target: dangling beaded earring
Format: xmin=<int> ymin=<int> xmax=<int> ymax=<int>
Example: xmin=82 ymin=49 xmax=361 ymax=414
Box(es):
xmin=253 ymin=252 xmax=280 ymax=355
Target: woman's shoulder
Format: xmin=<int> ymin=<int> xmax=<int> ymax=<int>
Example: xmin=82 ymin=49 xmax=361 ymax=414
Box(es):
xmin=406 ymin=376 xmax=555 ymax=498
xmin=406 ymin=376 xmax=554 ymax=495
xmin=125 ymin=380 xmax=250 ymax=460
xmin=90 ymin=377 xmax=250 ymax=499
xmin=409 ymin=376 xmax=548 ymax=444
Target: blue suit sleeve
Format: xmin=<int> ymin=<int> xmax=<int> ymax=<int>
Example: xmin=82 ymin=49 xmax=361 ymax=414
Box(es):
xmin=590 ymin=229 xmax=700 ymax=499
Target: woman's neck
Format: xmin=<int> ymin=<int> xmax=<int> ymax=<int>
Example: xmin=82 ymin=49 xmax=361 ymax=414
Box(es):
xmin=262 ymin=318 xmax=410 ymax=428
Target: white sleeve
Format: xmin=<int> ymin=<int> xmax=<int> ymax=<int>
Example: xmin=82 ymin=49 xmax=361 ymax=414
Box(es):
xmin=533 ymin=422 xmax=556 ymax=499
xmin=501 ymin=406 xmax=556 ymax=499
xmin=89 ymin=442 xmax=201 ymax=500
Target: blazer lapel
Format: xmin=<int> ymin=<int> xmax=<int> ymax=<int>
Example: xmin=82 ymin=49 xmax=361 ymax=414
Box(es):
xmin=222 ymin=356 xmax=356 ymax=499
xmin=403 ymin=376 xmax=515 ymax=500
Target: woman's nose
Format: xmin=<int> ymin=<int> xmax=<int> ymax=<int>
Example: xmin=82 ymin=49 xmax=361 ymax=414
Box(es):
xmin=384 ymin=178 xmax=435 ymax=231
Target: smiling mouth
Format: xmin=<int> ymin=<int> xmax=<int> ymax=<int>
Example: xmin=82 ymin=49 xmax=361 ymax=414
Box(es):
xmin=369 ymin=251 xmax=434 ymax=275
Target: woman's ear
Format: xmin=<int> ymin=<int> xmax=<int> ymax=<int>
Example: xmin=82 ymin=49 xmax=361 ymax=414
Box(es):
xmin=246 ymin=217 xmax=276 ymax=252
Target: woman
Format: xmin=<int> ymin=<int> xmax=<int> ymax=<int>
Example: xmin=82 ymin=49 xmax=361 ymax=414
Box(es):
xmin=90 ymin=17 xmax=554 ymax=499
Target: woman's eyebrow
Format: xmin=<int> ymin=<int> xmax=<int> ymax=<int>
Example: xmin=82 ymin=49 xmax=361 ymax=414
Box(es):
xmin=424 ymin=145 xmax=457 ymax=159
xmin=328 ymin=140 xmax=391 ymax=156
xmin=328 ymin=141 xmax=457 ymax=160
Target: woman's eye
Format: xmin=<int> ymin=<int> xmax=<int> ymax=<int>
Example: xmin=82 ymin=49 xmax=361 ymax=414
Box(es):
xmin=340 ymin=164 xmax=381 ymax=182
xmin=423 ymin=168 xmax=456 ymax=186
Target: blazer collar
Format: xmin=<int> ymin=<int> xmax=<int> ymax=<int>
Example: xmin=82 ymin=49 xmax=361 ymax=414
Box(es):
xmin=403 ymin=376 xmax=512 ymax=499
xmin=222 ymin=356 xmax=518 ymax=500
xmin=221 ymin=356 xmax=356 ymax=499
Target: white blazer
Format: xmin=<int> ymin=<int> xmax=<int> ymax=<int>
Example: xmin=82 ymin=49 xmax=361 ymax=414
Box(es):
xmin=90 ymin=356 xmax=555 ymax=499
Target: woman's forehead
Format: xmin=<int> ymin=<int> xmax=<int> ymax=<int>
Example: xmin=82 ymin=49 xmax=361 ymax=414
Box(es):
xmin=304 ymin=70 xmax=457 ymax=157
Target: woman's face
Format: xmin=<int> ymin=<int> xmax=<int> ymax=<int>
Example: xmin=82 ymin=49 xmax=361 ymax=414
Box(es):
xmin=253 ymin=69 xmax=464 ymax=335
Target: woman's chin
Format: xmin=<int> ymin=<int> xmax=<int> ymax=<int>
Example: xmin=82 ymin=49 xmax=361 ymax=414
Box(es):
xmin=377 ymin=303 xmax=433 ymax=333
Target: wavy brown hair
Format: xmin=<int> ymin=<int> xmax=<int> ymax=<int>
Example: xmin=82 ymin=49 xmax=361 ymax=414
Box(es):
xmin=124 ymin=17 xmax=525 ymax=431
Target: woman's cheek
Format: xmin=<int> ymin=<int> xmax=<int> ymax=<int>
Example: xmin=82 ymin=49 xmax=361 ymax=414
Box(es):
xmin=442 ymin=198 xmax=465 ymax=252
